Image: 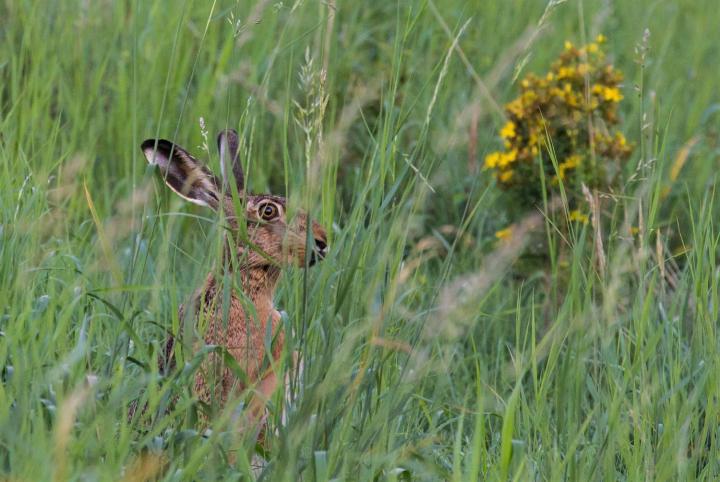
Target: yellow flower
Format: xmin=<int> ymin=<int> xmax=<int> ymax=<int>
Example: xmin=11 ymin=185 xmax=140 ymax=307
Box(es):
xmin=587 ymin=43 xmax=599 ymax=54
xmin=522 ymin=90 xmax=538 ymax=103
xmin=557 ymin=66 xmax=574 ymax=79
xmin=484 ymin=151 xmax=502 ymax=169
xmin=495 ymin=226 xmax=513 ymax=240
xmin=615 ymin=132 xmax=627 ymax=147
xmin=565 ymin=91 xmax=580 ymax=107
xmin=557 ymin=155 xmax=581 ymax=180
xmin=602 ymin=86 xmax=623 ymax=102
xmin=564 ymin=40 xmax=573 ymax=50
xmin=596 ymin=34 xmax=607 ymax=44
xmin=498 ymin=149 xmax=518 ymax=168
xmin=564 ymin=154 xmax=581 ymax=168
xmin=528 ymin=130 xmax=539 ymax=146
xmin=591 ymin=85 xmax=623 ymax=102
xmin=500 ymin=121 xmax=516 ymax=139
xmin=568 ymin=210 xmax=589 ymax=224
xmin=507 ymin=98 xmax=525 ymax=118
xmin=499 ymin=170 xmax=514 ymax=183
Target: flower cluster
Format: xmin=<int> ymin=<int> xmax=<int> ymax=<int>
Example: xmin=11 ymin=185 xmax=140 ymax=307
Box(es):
xmin=485 ymin=36 xmax=633 ymax=206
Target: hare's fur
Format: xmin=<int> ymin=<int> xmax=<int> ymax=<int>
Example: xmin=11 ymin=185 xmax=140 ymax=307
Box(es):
xmin=142 ymin=129 xmax=327 ymax=428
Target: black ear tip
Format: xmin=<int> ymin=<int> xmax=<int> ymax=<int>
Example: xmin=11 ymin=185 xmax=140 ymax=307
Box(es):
xmin=217 ymin=129 xmax=239 ymax=144
xmin=141 ymin=139 xmax=175 ymax=153
xmin=141 ymin=139 xmax=176 ymax=165
xmin=140 ymin=139 xmax=157 ymax=151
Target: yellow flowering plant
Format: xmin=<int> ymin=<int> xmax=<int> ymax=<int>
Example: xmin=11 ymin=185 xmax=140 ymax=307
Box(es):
xmin=485 ymin=36 xmax=633 ymax=212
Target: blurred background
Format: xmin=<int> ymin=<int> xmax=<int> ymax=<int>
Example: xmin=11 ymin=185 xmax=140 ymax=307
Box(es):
xmin=1 ymin=0 xmax=720 ymax=479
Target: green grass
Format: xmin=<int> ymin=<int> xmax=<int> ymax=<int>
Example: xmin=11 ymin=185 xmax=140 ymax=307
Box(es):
xmin=2 ymin=0 xmax=720 ymax=480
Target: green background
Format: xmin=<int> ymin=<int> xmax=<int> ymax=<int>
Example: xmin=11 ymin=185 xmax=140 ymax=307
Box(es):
xmin=1 ymin=0 xmax=720 ymax=480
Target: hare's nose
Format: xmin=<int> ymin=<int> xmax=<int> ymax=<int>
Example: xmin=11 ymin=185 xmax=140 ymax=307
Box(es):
xmin=315 ymin=238 xmax=328 ymax=257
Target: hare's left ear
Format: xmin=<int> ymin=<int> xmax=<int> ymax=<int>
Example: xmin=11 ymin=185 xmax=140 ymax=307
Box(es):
xmin=217 ymin=129 xmax=245 ymax=194
xmin=141 ymin=139 xmax=221 ymax=209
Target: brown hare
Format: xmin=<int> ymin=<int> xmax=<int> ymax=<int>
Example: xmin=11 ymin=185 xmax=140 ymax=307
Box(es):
xmin=141 ymin=129 xmax=327 ymax=434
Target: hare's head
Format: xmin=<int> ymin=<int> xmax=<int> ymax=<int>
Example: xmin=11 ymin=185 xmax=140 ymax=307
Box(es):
xmin=141 ymin=129 xmax=328 ymax=270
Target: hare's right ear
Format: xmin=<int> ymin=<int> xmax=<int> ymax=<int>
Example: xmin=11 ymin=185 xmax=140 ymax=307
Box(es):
xmin=141 ymin=139 xmax=221 ymax=209
xmin=216 ymin=129 xmax=244 ymax=193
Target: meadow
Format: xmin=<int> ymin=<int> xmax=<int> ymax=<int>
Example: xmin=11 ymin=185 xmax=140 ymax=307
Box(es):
xmin=2 ymin=0 xmax=720 ymax=480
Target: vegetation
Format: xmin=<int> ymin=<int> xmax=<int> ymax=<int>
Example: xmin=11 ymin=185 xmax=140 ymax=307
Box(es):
xmin=1 ymin=0 xmax=720 ymax=480
xmin=484 ymin=37 xmax=632 ymax=207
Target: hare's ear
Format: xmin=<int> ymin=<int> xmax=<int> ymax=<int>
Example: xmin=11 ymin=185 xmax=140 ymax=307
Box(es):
xmin=141 ymin=139 xmax=221 ymax=209
xmin=216 ymin=129 xmax=245 ymax=193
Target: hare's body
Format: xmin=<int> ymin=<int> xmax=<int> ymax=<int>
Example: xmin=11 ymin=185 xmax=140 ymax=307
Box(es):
xmin=190 ymin=268 xmax=283 ymax=409
xmin=142 ymin=129 xmax=327 ymax=428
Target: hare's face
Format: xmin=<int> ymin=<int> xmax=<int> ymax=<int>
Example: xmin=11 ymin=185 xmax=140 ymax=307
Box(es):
xmin=242 ymin=195 xmax=328 ymax=268
xmin=142 ymin=129 xmax=328 ymax=270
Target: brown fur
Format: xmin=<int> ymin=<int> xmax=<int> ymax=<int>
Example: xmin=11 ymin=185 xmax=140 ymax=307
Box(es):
xmin=142 ymin=130 xmax=327 ymax=433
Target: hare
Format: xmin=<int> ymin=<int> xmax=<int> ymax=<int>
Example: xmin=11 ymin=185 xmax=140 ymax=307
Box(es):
xmin=141 ymin=129 xmax=327 ymax=432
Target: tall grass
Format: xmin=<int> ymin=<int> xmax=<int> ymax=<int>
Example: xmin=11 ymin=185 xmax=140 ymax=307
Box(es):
xmin=1 ymin=0 xmax=720 ymax=480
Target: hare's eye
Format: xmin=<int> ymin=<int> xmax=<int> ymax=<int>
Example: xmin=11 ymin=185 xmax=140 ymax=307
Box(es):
xmin=258 ymin=202 xmax=279 ymax=221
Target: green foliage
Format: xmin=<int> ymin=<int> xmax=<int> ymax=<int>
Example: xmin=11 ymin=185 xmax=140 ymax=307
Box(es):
xmin=1 ymin=0 xmax=720 ymax=480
